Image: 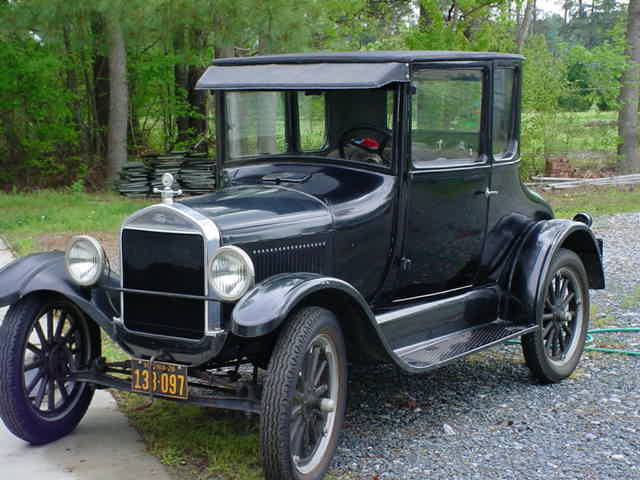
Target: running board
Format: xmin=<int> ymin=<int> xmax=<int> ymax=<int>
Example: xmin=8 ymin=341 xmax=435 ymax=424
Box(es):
xmin=395 ymin=321 xmax=538 ymax=371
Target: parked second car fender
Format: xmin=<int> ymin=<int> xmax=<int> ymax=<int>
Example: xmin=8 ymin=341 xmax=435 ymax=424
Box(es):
xmin=506 ymin=219 xmax=605 ymax=325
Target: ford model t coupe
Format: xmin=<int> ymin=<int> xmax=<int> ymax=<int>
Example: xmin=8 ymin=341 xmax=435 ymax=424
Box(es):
xmin=0 ymin=51 xmax=604 ymax=479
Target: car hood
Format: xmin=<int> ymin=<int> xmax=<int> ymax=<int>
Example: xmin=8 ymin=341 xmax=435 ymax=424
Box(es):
xmin=179 ymin=185 xmax=333 ymax=244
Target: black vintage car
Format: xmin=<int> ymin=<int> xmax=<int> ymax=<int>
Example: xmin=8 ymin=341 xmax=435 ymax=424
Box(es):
xmin=0 ymin=51 xmax=604 ymax=480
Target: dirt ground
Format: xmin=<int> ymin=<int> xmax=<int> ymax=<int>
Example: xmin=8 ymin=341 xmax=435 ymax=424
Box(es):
xmin=37 ymin=232 xmax=120 ymax=271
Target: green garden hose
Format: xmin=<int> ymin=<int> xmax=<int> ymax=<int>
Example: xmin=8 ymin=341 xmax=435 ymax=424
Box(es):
xmin=583 ymin=327 xmax=640 ymax=357
xmin=506 ymin=327 xmax=640 ymax=357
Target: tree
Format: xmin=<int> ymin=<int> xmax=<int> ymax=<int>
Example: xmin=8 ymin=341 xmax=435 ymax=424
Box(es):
xmin=406 ymin=0 xmax=513 ymax=52
xmin=517 ymin=0 xmax=535 ymax=52
xmin=106 ymin=7 xmax=128 ymax=185
xmin=617 ymin=0 xmax=640 ymax=173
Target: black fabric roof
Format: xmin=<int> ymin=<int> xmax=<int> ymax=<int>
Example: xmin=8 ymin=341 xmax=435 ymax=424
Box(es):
xmin=196 ymin=62 xmax=410 ymax=90
xmin=212 ymin=50 xmax=523 ymax=66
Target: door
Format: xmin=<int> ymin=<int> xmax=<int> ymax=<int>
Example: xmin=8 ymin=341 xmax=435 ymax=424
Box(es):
xmin=395 ymin=64 xmax=491 ymax=302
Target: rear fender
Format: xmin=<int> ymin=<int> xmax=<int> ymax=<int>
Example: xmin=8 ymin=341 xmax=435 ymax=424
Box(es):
xmin=505 ymin=219 xmax=604 ymax=325
xmin=0 ymin=252 xmax=119 ymax=337
xmin=231 ymin=273 xmax=392 ymax=363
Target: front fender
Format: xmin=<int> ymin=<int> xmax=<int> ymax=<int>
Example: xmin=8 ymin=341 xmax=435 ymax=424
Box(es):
xmin=231 ymin=273 xmax=376 ymax=337
xmin=0 ymin=252 xmax=118 ymax=336
xmin=506 ymin=219 xmax=605 ymax=325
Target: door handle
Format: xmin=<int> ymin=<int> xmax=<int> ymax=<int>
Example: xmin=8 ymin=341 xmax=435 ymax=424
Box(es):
xmin=484 ymin=187 xmax=499 ymax=197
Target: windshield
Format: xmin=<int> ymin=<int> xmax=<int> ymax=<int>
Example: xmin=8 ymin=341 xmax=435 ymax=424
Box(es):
xmin=224 ymin=89 xmax=395 ymax=168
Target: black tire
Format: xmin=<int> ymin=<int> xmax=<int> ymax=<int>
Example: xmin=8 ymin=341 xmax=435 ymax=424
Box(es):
xmin=261 ymin=307 xmax=348 ymax=480
xmin=522 ymin=248 xmax=590 ymax=383
xmin=0 ymin=294 xmax=99 ymax=444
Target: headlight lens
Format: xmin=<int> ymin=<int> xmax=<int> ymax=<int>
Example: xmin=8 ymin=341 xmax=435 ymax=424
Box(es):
xmin=208 ymin=246 xmax=255 ymax=301
xmin=65 ymin=235 xmax=105 ymax=287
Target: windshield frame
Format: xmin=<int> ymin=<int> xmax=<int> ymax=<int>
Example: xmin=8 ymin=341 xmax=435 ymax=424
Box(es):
xmin=214 ymin=86 xmax=400 ymax=181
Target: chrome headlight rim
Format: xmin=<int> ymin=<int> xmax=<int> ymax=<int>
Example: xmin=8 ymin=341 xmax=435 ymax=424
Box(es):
xmin=208 ymin=245 xmax=255 ymax=302
xmin=64 ymin=235 xmax=106 ymax=287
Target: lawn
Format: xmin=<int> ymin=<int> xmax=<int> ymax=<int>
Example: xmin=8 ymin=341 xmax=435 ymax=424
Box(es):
xmin=0 ymin=190 xmax=152 ymax=255
xmin=542 ymin=185 xmax=640 ymax=219
xmin=0 ymin=184 xmax=638 ymax=479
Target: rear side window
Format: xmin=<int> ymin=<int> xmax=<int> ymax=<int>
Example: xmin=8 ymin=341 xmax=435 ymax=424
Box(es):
xmin=411 ymin=69 xmax=483 ymax=168
xmin=298 ymin=92 xmax=327 ymax=151
xmin=493 ymin=68 xmax=516 ymax=159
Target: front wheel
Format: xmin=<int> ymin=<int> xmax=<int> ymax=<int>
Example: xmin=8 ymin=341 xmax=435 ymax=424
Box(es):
xmin=522 ymin=248 xmax=590 ymax=383
xmin=0 ymin=294 xmax=99 ymax=444
xmin=261 ymin=306 xmax=347 ymax=480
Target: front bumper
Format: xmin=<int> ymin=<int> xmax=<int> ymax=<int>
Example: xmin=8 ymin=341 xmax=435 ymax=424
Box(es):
xmin=71 ymin=358 xmax=260 ymax=413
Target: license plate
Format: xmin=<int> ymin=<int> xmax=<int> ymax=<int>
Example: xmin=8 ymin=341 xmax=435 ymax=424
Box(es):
xmin=130 ymin=359 xmax=188 ymax=400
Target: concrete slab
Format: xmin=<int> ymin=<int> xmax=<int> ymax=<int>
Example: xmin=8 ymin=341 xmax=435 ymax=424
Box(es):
xmin=0 ymin=237 xmax=13 ymax=319
xmin=0 ymin=392 xmax=172 ymax=480
xmin=0 ymin=240 xmax=173 ymax=480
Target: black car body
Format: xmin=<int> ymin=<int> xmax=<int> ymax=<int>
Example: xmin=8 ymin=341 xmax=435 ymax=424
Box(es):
xmin=0 ymin=51 xmax=604 ymax=480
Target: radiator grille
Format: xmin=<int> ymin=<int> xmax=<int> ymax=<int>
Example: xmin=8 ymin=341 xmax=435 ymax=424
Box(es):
xmin=122 ymin=229 xmax=205 ymax=339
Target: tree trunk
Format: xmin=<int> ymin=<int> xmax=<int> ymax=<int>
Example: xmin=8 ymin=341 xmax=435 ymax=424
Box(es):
xmin=91 ymin=14 xmax=110 ymax=157
xmin=187 ymin=64 xmax=207 ymax=138
xmin=174 ymin=26 xmax=190 ymax=144
xmin=419 ymin=1 xmax=430 ymax=27
xmin=617 ymin=0 xmax=640 ymax=174
xmin=187 ymin=28 xmax=207 ymax=139
xmin=106 ymin=14 xmax=128 ymax=185
xmin=63 ymin=23 xmax=88 ymax=154
xmin=517 ymin=0 xmax=534 ymax=52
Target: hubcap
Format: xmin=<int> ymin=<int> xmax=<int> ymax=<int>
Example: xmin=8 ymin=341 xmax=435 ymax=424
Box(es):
xmin=22 ymin=305 xmax=89 ymax=419
xmin=290 ymin=335 xmax=340 ymax=474
xmin=541 ymin=267 xmax=584 ymax=366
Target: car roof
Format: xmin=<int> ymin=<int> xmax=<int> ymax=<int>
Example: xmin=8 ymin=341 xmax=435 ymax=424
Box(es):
xmin=196 ymin=62 xmax=410 ymax=90
xmin=212 ymin=50 xmax=524 ymax=66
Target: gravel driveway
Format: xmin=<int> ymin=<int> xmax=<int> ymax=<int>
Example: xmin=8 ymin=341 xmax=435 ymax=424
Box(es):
xmin=332 ymin=212 xmax=640 ymax=479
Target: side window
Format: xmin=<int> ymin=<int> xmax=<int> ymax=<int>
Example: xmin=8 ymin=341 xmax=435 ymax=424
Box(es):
xmin=411 ymin=68 xmax=483 ymax=168
xmin=493 ymin=68 xmax=516 ymax=159
xmin=298 ymin=92 xmax=327 ymax=151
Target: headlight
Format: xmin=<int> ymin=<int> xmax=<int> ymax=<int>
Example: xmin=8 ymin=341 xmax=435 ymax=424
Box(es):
xmin=208 ymin=246 xmax=255 ymax=301
xmin=65 ymin=235 xmax=106 ymax=287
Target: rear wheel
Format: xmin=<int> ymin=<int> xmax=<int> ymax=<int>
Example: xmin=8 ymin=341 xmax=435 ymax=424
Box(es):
xmin=261 ymin=307 xmax=347 ymax=480
xmin=522 ymin=248 xmax=589 ymax=383
xmin=0 ymin=294 xmax=99 ymax=444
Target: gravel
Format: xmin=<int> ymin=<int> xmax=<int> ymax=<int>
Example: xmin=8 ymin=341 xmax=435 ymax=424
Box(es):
xmin=331 ymin=212 xmax=640 ymax=480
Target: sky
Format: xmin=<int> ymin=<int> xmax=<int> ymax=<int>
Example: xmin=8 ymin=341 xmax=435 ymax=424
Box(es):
xmin=536 ymin=0 xmax=565 ymax=15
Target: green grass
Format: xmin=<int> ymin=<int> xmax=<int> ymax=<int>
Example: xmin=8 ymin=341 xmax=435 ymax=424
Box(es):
xmin=0 ymin=190 xmax=151 ymax=255
xmin=542 ymin=185 xmax=640 ymax=219
xmin=112 ymin=393 xmax=262 ymax=480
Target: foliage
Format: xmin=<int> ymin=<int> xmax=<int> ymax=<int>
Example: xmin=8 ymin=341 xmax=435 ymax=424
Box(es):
xmin=0 ymin=0 xmax=637 ymax=187
xmin=520 ymin=35 xmax=567 ymax=178
xmin=557 ymin=23 xmax=627 ymax=111
xmin=559 ymin=0 xmax=626 ymax=48
xmin=0 ymin=35 xmax=80 ymax=188
xmin=404 ymin=0 xmax=514 ymax=52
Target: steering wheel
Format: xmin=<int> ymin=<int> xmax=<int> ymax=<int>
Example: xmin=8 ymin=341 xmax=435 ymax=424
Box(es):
xmin=338 ymin=125 xmax=392 ymax=165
